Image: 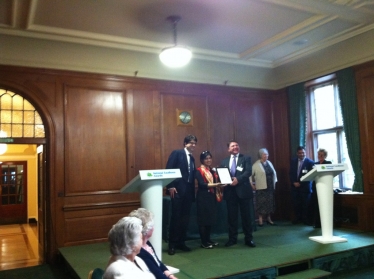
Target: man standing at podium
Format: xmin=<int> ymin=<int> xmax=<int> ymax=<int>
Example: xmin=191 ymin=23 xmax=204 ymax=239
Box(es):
xmin=289 ymin=146 xmax=315 ymax=225
xmin=165 ymin=134 xmax=197 ymax=256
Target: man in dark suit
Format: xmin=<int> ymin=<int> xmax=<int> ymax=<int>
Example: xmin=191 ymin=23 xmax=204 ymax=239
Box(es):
xmin=165 ymin=134 xmax=197 ymax=255
xmin=289 ymin=146 xmax=315 ymax=225
xmin=220 ymin=140 xmax=255 ymax=248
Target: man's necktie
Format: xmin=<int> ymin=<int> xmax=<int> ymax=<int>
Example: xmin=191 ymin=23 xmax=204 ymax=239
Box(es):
xmin=297 ymin=160 xmax=303 ymax=179
xmin=188 ymin=154 xmax=194 ymax=183
xmin=230 ymin=155 xmax=237 ymax=176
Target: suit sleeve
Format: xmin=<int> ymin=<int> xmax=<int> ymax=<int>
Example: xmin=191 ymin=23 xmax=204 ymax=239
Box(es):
xmin=165 ymin=150 xmax=181 ymax=190
xmin=236 ymin=156 xmax=252 ymax=184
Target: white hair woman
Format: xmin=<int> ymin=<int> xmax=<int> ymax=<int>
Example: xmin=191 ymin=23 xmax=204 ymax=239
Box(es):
xmin=129 ymin=208 xmax=178 ymax=279
xmin=250 ymin=148 xmax=277 ymax=226
xmin=103 ymin=216 xmax=155 ymax=279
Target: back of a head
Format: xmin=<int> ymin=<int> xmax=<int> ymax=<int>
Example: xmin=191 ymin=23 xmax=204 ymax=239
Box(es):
xmin=108 ymin=216 xmax=142 ymax=256
xmin=128 ymin=208 xmax=154 ymax=235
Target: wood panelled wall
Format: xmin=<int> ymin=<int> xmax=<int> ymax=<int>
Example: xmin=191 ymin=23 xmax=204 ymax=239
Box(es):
xmin=0 ymin=65 xmax=288 ymax=261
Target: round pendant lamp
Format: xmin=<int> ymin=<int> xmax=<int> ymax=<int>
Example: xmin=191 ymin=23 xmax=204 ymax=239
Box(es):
xmin=159 ymin=16 xmax=192 ymax=68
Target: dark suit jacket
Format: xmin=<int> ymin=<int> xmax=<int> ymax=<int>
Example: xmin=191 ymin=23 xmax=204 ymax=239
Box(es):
xmin=165 ymin=149 xmax=195 ymax=198
xmin=137 ymin=241 xmax=169 ymax=279
xmin=289 ymin=157 xmax=315 ymax=192
xmin=220 ymin=154 xmax=252 ymax=199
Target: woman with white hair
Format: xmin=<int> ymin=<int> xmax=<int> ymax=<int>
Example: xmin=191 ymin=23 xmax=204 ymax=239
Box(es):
xmin=103 ymin=216 xmax=155 ymax=279
xmin=129 ymin=208 xmax=178 ymax=279
xmin=250 ymin=148 xmax=277 ymax=226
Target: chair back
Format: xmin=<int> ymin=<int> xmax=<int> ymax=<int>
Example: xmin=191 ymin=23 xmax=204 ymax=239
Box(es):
xmin=88 ymin=267 xmax=104 ymax=279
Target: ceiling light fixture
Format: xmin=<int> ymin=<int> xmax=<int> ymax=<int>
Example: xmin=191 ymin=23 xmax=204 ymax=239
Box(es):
xmin=159 ymin=15 xmax=192 ymax=68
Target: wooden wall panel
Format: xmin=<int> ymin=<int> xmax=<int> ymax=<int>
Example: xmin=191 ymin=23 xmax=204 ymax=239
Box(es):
xmin=206 ymin=94 xmax=234 ymax=164
xmin=161 ymin=93 xmax=208 ymax=165
xmin=355 ymin=61 xmax=374 ymax=194
xmin=64 ymin=86 xmax=127 ymax=195
xmin=233 ymin=97 xmax=275 ymax=160
xmin=0 ymin=65 xmax=295 ymax=262
xmin=126 ymin=90 xmax=161 ymax=178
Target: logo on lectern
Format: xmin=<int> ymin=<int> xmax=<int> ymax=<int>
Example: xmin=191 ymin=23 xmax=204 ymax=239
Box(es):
xmin=147 ymin=172 xmax=153 ymax=177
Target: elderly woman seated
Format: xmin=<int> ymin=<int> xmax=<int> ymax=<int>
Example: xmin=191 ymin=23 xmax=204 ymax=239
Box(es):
xmin=129 ymin=208 xmax=178 ymax=279
xmin=103 ymin=216 xmax=155 ymax=279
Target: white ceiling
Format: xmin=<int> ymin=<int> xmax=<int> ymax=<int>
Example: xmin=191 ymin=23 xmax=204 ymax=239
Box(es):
xmin=1 ymin=0 xmax=374 ymax=87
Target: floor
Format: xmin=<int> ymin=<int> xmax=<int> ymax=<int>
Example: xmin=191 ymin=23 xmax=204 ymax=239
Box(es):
xmin=0 ymin=223 xmax=42 ymax=271
xmin=59 ymin=222 xmax=374 ymax=279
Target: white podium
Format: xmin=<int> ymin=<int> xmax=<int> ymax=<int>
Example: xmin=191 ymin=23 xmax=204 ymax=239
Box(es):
xmin=300 ymin=164 xmax=348 ymax=244
xmin=120 ymin=169 xmax=181 ymax=260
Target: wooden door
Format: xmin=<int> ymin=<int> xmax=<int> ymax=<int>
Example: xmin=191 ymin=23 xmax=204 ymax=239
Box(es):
xmin=37 ymin=145 xmax=46 ymax=262
xmin=0 ymin=161 xmax=27 ymax=224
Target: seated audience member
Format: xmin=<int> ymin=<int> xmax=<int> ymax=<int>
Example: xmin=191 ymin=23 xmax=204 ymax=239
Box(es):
xmin=129 ymin=208 xmax=178 ymax=279
xmin=103 ymin=216 xmax=155 ymax=279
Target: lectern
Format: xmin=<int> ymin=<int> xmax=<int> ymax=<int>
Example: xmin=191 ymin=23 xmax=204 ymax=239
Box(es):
xmin=301 ymin=163 xmax=348 ymax=244
xmin=120 ymin=169 xmax=181 ymax=260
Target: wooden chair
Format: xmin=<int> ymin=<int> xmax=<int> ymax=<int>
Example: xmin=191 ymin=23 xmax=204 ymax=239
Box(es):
xmin=87 ymin=267 xmax=104 ymax=279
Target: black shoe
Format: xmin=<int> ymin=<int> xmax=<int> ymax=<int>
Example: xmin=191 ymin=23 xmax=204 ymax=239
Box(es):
xmin=176 ymin=243 xmax=191 ymax=252
xmin=304 ymin=222 xmax=313 ymax=226
xmin=245 ymin=241 xmax=256 ymax=248
xmin=266 ymin=221 xmax=276 ymax=226
xmin=224 ymin=240 xmax=237 ymax=247
xmin=208 ymin=240 xmax=219 ymax=246
xmin=201 ymin=243 xmax=213 ymax=249
xmin=314 ymin=224 xmax=321 ymax=228
xmin=258 ymin=223 xmax=263 ymax=227
xmin=292 ymin=219 xmax=301 ymax=224
xmin=168 ymin=247 xmax=175 ymax=255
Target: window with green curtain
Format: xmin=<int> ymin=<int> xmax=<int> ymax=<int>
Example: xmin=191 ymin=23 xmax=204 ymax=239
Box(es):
xmin=336 ymin=68 xmax=363 ymax=192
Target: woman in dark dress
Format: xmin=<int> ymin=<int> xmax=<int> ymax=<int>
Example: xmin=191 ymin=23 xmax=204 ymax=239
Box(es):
xmin=195 ymin=151 xmax=223 ymax=249
xmin=312 ymin=148 xmax=332 ymax=228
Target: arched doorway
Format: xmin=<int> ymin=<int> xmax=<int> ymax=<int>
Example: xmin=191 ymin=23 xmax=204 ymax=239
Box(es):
xmin=0 ymin=89 xmax=47 ymax=269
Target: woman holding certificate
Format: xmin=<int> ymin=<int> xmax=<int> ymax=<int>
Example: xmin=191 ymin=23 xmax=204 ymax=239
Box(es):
xmin=195 ymin=151 xmax=223 ymax=249
xmin=250 ymin=148 xmax=277 ymax=227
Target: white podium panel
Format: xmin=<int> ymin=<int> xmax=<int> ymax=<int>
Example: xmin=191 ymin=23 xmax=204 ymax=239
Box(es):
xmin=121 ymin=169 xmax=181 ymax=260
xmin=301 ymin=164 xmax=348 ymax=244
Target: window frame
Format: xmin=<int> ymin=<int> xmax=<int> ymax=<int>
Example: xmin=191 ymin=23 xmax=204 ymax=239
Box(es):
xmin=306 ymin=75 xmax=351 ymax=189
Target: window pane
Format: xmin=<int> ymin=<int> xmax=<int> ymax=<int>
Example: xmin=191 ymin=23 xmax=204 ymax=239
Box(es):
xmin=316 ymin=133 xmax=340 ymax=188
xmin=314 ymin=85 xmax=337 ymax=129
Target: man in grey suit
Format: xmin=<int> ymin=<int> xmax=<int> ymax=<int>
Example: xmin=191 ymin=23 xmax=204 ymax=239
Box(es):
xmin=220 ymin=141 xmax=255 ymax=248
xmin=165 ymin=134 xmax=197 ymax=255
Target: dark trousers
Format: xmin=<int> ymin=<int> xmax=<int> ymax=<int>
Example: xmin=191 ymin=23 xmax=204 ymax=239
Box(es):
xmin=311 ymin=184 xmax=321 ymax=226
xmin=291 ymin=190 xmax=311 ymax=223
xmin=226 ymin=194 xmax=253 ymax=243
xmin=168 ymin=191 xmax=193 ymax=247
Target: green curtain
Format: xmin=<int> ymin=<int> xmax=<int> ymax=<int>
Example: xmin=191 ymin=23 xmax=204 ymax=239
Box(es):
xmin=336 ymin=68 xmax=363 ymax=192
xmin=287 ymin=83 xmax=306 ymax=153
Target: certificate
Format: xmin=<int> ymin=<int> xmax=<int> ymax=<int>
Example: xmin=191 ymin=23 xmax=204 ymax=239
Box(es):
xmin=216 ymin=168 xmax=233 ymax=184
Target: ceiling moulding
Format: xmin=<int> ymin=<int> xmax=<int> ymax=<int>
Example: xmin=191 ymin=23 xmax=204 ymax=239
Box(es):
xmin=1 ymin=24 xmax=275 ymax=68
xmin=273 ymin=22 xmax=374 ymax=67
xmin=240 ymin=14 xmax=331 ymax=59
